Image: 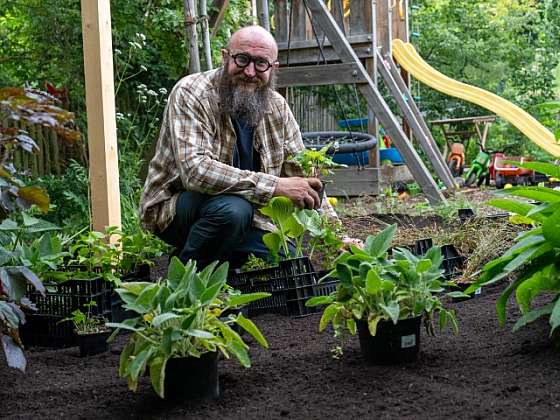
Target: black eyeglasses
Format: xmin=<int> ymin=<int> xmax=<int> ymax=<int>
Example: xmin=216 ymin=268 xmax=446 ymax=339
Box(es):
xmin=227 ymin=51 xmax=276 ymax=73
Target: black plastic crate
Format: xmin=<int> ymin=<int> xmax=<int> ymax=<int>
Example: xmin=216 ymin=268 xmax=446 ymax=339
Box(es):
xmin=414 ymin=238 xmax=433 ymax=256
xmin=229 ymin=257 xmax=319 ymax=318
xmin=20 ymin=275 xmax=113 ymax=348
xmin=120 ymin=263 xmax=151 ymax=282
xmin=313 ymin=279 xmax=339 ymax=298
xmin=440 ymin=244 xmax=465 ymax=280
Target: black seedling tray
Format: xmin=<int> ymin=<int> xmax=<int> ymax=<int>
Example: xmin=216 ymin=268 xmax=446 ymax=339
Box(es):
xmin=20 ymin=274 xmax=112 ymax=348
xmin=229 ymin=257 xmax=319 ymax=318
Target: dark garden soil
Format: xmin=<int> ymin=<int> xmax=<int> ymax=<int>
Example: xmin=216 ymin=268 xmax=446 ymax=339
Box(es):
xmin=2 ymin=279 xmax=560 ymax=420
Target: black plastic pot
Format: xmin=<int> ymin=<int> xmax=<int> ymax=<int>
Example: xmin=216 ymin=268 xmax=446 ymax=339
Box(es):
xmin=356 ymin=316 xmax=422 ymax=364
xmin=164 ymin=352 xmax=219 ymax=400
xmin=77 ymin=330 xmax=111 ymax=357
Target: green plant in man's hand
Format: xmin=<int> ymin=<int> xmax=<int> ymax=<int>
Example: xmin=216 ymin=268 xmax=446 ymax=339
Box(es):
xmin=289 ymin=144 xmax=347 ymax=178
xmin=107 ymin=257 xmax=270 ymax=399
xmin=466 ymin=161 xmax=560 ymax=337
xmin=306 ymin=224 xmax=458 ymax=351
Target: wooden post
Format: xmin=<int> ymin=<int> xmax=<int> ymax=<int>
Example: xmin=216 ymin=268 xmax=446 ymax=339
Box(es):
xmin=304 ymin=0 xmax=445 ymax=204
xmin=81 ymin=0 xmax=121 ymax=232
xmin=210 ymin=0 xmax=230 ymax=38
xmin=200 ymin=0 xmax=213 ymax=70
xmin=184 ymin=0 xmax=200 ymax=74
xmin=257 ymin=0 xmax=270 ymax=31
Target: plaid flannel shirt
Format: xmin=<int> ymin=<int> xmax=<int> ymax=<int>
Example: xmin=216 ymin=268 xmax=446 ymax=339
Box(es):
xmin=139 ymin=68 xmax=336 ymax=234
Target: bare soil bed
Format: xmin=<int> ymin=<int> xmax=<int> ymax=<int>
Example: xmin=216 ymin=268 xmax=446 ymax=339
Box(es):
xmin=2 ymin=280 xmax=560 ymax=420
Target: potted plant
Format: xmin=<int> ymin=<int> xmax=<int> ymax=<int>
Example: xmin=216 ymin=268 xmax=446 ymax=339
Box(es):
xmin=60 ymin=301 xmax=110 ymax=357
xmin=107 ymin=257 xmax=270 ymax=400
xmin=306 ymin=224 xmax=459 ymax=364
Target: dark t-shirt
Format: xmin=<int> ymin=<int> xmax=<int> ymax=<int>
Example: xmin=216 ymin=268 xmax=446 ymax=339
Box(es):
xmin=231 ymin=118 xmax=260 ymax=172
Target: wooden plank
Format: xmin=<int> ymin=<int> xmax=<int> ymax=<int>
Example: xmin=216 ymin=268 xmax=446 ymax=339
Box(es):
xmin=184 ymin=0 xmax=200 ymax=74
xmin=349 ymin=0 xmax=371 ymax=36
xmin=278 ymin=43 xmax=374 ymax=65
xmin=376 ymin=0 xmax=390 ymax=52
xmin=257 ymin=0 xmax=270 ymax=31
xmin=274 ymin=0 xmax=288 ymax=42
xmin=277 ymin=63 xmax=367 ymax=87
xmin=324 ymin=167 xmax=379 ymax=197
xmin=81 ymin=0 xmax=122 ymax=232
xmin=331 ymin=0 xmax=345 ymax=32
xmin=291 ymin=0 xmax=307 ymax=41
xmin=377 ymin=52 xmax=455 ymax=190
xmin=304 ymin=0 xmax=445 ymax=205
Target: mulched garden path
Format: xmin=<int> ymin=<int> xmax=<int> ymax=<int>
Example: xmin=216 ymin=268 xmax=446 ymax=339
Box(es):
xmin=2 ymin=280 xmax=559 ymax=419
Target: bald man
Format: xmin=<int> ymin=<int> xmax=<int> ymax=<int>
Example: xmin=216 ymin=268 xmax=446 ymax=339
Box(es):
xmin=140 ymin=26 xmax=338 ymax=269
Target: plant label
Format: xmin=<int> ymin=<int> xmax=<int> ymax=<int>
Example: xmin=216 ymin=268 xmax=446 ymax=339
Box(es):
xmin=401 ymin=334 xmax=416 ymax=349
xmin=475 ymin=287 xmax=482 ymax=295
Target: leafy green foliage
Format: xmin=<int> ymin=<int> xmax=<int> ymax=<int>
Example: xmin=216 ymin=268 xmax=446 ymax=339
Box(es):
xmin=60 ymin=300 xmax=107 ymax=334
xmin=467 ymin=161 xmax=560 ymax=336
xmin=107 ymin=257 xmax=270 ymax=399
xmin=306 ymin=224 xmax=458 ymax=352
xmin=288 ymin=145 xmax=347 ymax=177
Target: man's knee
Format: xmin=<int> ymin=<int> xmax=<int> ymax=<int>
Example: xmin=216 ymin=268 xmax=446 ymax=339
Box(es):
xmin=203 ymin=195 xmax=253 ymax=228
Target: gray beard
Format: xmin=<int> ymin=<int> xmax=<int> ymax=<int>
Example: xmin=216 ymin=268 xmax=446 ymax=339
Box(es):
xmin=218 ymin=68 xmax=276 ymax=127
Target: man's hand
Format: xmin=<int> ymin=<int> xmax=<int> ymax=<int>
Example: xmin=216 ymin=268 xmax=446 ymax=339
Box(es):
xmin=274 ymin=177 xmax=322 ymax=209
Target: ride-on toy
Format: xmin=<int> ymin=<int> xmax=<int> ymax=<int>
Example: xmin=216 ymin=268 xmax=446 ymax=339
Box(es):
xmin=464 ymin=143 xmax=492 ymax=187
xmin=447 ymin=142 xmax=466 ymax=177
xmin=492 ymin=154 xmax=534 ymax=188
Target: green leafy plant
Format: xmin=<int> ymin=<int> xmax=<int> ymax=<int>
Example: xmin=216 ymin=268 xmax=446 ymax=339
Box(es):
xmin=467 ymin=161 xmax=560 ymax=337
xmin=259 ymin=196 xmax=305 ymax=263
xmin=306 ymin=224 xmax=459 ymax=352
xmin=60 ymin=301 xmax=107 ymax=334
xmin=240 ymin=253 xmax=269 ymax=272
xmin=288 ymin=144 xmax=346 ymax=178
xmin=117 ymin=229 xmax=168 ymax=274
xmin=69 ymin=227 xmax=121 ymax=283
xmin=107 ymin=257 xmax=270 ymax=399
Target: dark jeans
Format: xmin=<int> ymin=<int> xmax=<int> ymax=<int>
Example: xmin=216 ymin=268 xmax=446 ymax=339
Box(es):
xmin=156 ymin=191 xmax=272 ymax=270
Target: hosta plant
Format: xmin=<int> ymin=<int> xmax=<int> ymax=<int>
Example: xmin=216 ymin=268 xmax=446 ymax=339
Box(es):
xmin=466 ymin=161 xmax=560 ymax=338
xmin=306 ymin=224 xmax=459 ymax=350
xmin=107 ymin=257 xmax=270 ymax=399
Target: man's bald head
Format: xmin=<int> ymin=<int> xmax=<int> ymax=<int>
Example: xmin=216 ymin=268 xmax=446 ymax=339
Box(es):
xmin=228 ymin=25 xmax=278 ymax=60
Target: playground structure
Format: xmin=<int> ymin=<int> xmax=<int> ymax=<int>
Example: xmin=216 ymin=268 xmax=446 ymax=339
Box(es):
xmin=80 ymin=0 xmax=560 ymax=230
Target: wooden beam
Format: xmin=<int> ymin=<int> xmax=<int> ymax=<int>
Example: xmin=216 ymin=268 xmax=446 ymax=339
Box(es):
xmin=276 ymin=63 xmax=367 ymax=87
xmin=80 ymin=0 xmax=121 ymax=233
xmin=257 ymin=0 xmax=270 ymax=31
xmin=304 ymin=0 xmax=445 ymax=205
xmin=382 ymin=54 xmax=456 ymax=190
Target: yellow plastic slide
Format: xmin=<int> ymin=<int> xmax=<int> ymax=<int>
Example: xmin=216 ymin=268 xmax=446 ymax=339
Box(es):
xmin=392 ymin=39 xmax=560 ymax=157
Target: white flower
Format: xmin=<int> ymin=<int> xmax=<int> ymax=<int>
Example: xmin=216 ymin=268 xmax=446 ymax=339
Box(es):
xmin=116 ymin=112 xmax=124 ymax=120
xmin=136 ymin=33 xmax=146 ymax=41
xmin=136 ymin=84 xmax=147 ymax=91
xmin=140 ymin=65 xmax=147 ymax=72
xmin=128 ymin=41 xmax=142 ymax=49
xmin=158 ymin=87 xmax=167 ymax=95
xmin=147 ymin=90 xmax=158 ymax=96
xmin=114 ymin=49 xmax=122 ymax=55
